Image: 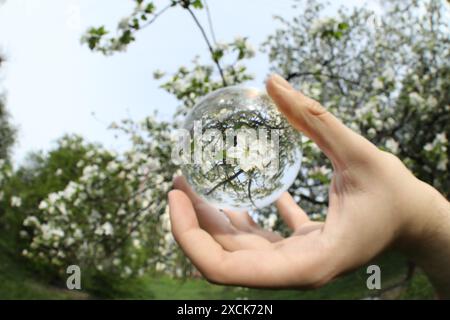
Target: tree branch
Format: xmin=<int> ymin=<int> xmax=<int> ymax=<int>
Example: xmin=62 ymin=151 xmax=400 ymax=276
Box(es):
xmin=204 ymin=0 xmax=217 ymax=45
xmin=140 ymin=3 xmax=174 ymax=30
xmin=206 ymin=169 xmax=244 ymax=196
xmin=185 ymin=6 xmax=228 ymax=86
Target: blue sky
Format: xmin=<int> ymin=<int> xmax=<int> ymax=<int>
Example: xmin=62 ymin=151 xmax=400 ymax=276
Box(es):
xmin=0 ymin=0 xmax=377 ymax=163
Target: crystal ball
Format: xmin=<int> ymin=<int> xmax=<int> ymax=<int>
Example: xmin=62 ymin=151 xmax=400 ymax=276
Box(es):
xmin=179 ymin=86 xmax=302 ymax=211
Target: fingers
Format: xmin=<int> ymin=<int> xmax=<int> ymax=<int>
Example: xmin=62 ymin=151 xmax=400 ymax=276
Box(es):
xmin=168 ymin=190 xmax=228 ymax=278
xmin=172 ymin=177 xmax=273 ymax=251
xmin=222 ymin=210 xmax=258 ymax=232
xmin=173 ymin=175 xmax=205 ymax=207
xmin=224 ymin=210 xmax=284 ymax=242
xmin=266 ymin=74 xmax=379 ymax=169
xmin=168 ymin=190 xmax=281 ymax=286
xmin=293 ymin=221 xmax=324 ymax=236
xmin=275 ymin=192 xmax=310 ymax=231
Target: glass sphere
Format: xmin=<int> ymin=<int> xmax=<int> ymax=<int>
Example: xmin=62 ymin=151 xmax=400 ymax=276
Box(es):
xmin=180 ymin=86 xmax=302 ymax=211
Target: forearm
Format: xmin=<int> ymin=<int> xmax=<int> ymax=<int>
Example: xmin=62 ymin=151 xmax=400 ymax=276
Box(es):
xmin=400 ymin=185 xmax=450 ymax=299
xmin=419 ymin=194 xmax=450 ymax=299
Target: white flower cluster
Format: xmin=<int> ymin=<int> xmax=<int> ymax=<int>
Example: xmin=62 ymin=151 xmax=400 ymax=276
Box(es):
xmin=309 ymin=17 xmax=336 ymax=35
xmin=159 ymin=38 xmax=255 ymax=118
xmin=423 ymin=133 xmax=448 ymax=171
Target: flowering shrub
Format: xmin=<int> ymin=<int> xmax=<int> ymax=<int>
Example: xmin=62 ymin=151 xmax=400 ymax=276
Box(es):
xmin=16 ymin=0 xmax=258 ymax=279
xmin=21 ymin=119 xmax=175 ymax=278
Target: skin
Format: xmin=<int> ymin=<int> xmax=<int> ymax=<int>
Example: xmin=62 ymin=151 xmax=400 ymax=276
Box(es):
xmin=168 ymin=74 xmax=450 ymax=298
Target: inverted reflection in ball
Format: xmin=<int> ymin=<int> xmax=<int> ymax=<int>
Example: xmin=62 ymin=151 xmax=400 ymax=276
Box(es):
xmin=180 ymin=86 xmax=302 ymax=211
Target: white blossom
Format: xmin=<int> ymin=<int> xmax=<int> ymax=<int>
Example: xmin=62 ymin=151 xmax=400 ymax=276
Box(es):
xmin=382 ymin=68 xmax=395 ymax=82
xmin=63 ymin=182 xmax=79 ymax=199
xmin=427 ymin=96 xmax=438 ymax=108
xmin=118 ymin=17 xmax=130 ymax=30
xmin=23 ymin=216 xmax=40 ymax=227
xmin=95 ymin=222 xmax=114 ymax=236
xmin=424 ymin=143 xmax=433 ymax=152
xmin=132 ymin=239 xmax=141 ymax=249
xmin=435 ymin=133 xmax=447 ymax=144
xmin=106 ymin=161 xmax=120 ymax=172
xmin=408 ymin=92 xmax=424 ymax=106
xmin=10 ymin=196 xmax=22 ymax=208
xmin=437 ymin=158 xmax=447 ymax=171
xmin=385 ymin=138 xmax=399 ymax=154
xmin=372 ymin=78 xmax=384 ymax=90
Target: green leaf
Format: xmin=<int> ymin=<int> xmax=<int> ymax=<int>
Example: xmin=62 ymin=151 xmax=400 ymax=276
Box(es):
xmin=338 ymin=22 xmax=349 ymax=31
xmin=119 ymin=30 xmax=135 ymax=45
xmin=89 ymin=26 xmax=108 ymax=36
xmin=132 ymin=18 xmax=140 ymax=30
xmin=145 ymin=3 xmax=155 ymax=14
xmin=88 ymin=38 xmax=98 ymax=50
xmin=191 ymin=0 xmax=203 ymax=9
xmin=212 ymin=49 xmax=224 ymax=61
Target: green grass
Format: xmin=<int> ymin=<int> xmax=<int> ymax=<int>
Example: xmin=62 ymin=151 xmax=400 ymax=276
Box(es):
xmin=0 ymin=239 xmax=87 ymax=299
xmin=89 ymin=250 xmax=435 ymax=300
xmin=0 ymin=233 xmax=435 ymax=300
xmin=399 ymin=271 xmax=436 ymax=300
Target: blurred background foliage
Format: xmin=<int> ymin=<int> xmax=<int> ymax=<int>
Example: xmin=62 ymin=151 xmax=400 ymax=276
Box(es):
xmin=0 ymin=0 xmax=448 ymax=299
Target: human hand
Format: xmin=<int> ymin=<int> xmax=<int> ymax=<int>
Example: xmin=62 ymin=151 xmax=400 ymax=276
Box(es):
xmin=168 ymin=74 xmax=450 ymax=294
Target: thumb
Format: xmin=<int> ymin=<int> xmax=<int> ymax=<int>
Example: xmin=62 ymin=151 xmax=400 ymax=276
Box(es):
xmin=266 ymin=74 xmax=377 ymax=168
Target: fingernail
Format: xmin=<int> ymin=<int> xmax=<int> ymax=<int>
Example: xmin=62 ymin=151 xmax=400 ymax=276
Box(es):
xmin=269 ymin=74 xmax=293 ymax=90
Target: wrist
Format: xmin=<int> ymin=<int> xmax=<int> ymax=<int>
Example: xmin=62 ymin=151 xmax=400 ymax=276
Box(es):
xmin=395 ymin=180 xmax=450 ymax=298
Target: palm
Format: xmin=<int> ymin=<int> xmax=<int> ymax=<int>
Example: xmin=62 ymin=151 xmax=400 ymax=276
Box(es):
xmin=171 ymin=175 xmax=338 ymax=288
